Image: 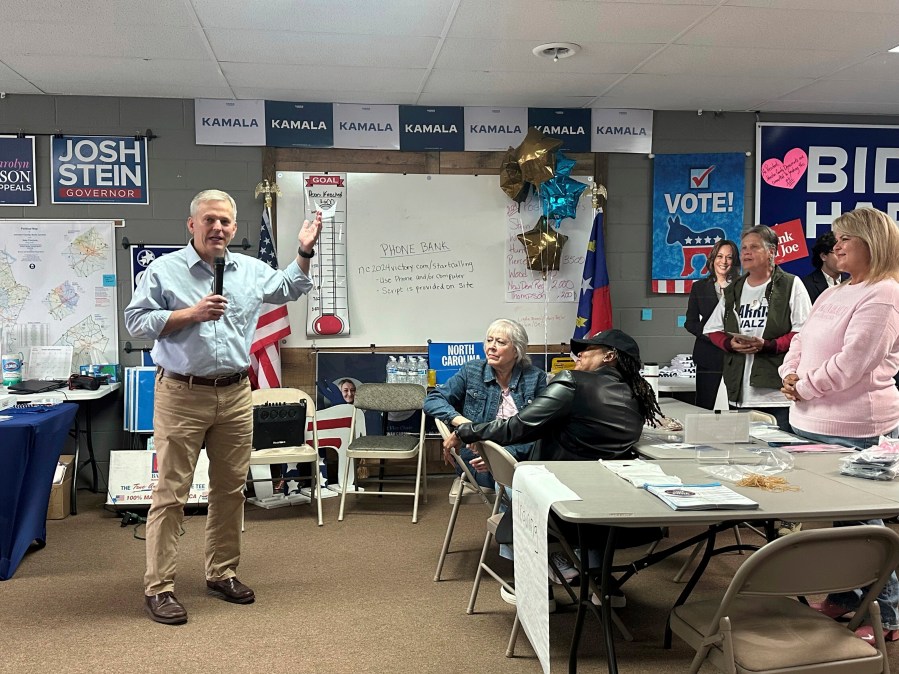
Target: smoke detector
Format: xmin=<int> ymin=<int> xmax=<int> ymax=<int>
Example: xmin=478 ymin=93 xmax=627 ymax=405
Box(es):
xmin=533 ymin=42 xmax=581 ymax=63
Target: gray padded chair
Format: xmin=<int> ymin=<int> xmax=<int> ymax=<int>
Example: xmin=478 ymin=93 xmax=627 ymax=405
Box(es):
xmin=433 ymin=418 xmax=495 ymax=581
xmin=338 ymin=383 xmax=427 ymax=524
xmin=670 ymin=524 xmax=899 ymax=674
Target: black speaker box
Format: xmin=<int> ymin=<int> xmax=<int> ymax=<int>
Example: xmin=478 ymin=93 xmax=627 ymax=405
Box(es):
xmin=252 ymin=401 xmax=307 ymax=449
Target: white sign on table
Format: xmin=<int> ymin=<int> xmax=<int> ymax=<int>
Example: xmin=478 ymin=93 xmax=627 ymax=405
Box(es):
xmin=512 ymin=465 xmax=582 ymax=674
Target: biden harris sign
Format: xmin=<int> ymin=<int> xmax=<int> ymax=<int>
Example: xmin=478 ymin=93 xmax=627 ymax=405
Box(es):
xmin=757 ymin=123 xmax=899 ymax=277
xmin=51 ymin=136 xmax=149 ymax=205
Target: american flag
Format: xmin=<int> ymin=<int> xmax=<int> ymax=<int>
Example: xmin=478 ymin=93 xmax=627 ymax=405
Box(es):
xmin=573 ymin=210 xmax=613 ymax=339
xmin=249 ymin=206 xmax=291 ymax=389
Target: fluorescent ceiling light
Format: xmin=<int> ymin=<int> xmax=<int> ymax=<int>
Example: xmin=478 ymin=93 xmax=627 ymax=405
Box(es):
xmin=889 ymin=44 xmax=899 ymax=53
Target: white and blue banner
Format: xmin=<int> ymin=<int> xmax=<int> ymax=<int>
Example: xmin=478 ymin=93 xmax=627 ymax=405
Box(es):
xmin=0 ymin=135 xmax=37 ymax=206
xmin=194 ymin=98 xmax=265 ymax=146
xmin=464 ymin=107 xmax=527 ymax=151
xmin=265 ymin=100 xmax=333 ymax=148
xmin=399 ymin=105 xmax=465 ymax=151
xmin=591 ymin=109 xmax=653 ymax=154
xmin=652 ymin=153 xmax=745 ymax=293
xmin=757 ymin=122 xmax=899 ymax=277
xmin=527 ymin=108 xmax=591 ymax=152
xmin=333 ymin=103 xmax=400 ymax=149
xmin=51 ymin=135 xmax=149 ymax=204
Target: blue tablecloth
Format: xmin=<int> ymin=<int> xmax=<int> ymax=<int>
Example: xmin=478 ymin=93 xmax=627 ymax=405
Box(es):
xmin=0 ymin=403 xmax=78 ymax=580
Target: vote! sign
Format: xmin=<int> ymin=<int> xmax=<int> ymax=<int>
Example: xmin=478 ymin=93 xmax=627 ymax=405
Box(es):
xmin=51 ymin=135 xmax=149 ymax=204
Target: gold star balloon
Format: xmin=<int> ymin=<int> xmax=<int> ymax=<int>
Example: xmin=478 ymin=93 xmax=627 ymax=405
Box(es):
xmin=517 ymin=216 xmax=569 ymax=279
xmin=515 ymin=127 xmax=562 ymax=186
xmin=499 ymin=146 xmax=529 ymax=203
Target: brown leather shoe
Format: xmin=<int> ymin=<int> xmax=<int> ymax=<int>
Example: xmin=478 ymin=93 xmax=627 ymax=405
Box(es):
xmin=145 ymin=592 xmax=187 ymax=624
xmin=206 ymin=577 xmax=255 ymax=604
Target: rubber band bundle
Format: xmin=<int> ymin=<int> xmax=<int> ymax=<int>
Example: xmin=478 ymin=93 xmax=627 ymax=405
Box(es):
xmin=736 ymin=474 xmax=800 ymax=492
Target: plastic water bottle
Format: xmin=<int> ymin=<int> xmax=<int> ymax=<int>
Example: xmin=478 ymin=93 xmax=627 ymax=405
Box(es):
xmin=386 ymin=356 xmax=398 ymax=384
xmin=397 ymin=356 xmax=408 ymax=384
xmin=416 ymin=357 xmax=428 ymax=387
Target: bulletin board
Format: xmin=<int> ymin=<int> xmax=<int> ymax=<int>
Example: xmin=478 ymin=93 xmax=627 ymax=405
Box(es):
xmin=276 ymin=172 xmax=594 ymax=348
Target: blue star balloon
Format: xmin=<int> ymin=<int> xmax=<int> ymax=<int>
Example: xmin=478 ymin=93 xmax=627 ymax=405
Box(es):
xmin=540 ymin=173 xmax=588 ymax=222
xmin=555 ymin=151 xmax=576 ymax=177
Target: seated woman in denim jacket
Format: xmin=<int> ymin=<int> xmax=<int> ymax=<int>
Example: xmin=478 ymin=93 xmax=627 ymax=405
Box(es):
xmin=423 ymin=318 xmax=546 ymax=488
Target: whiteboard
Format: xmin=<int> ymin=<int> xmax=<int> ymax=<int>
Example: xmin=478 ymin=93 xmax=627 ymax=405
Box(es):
xmin=277 ymin=172 xmax=594 ymax=348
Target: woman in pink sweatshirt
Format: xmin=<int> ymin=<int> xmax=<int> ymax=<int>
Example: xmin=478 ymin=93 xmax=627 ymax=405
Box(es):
xmin=779 ymin=206 xmax=899 ymax=644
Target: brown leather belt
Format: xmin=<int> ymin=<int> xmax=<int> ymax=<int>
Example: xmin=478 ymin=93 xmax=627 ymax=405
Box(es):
xmin=158 ymin=368 xmax=249 ymax=387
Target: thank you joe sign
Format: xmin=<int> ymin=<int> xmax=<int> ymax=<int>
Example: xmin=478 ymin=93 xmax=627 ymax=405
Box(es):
xmin=51 ymin=135 xmax=149 ymax=204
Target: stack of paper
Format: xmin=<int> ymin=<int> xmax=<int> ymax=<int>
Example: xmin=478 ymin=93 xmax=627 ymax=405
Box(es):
xmin=781 ymin=444 xmax=854 ymax=453
xmin=644 ymin=483 xmax=759 ymax=510
xmin=599 ymin=459 xmax=682 ymax=487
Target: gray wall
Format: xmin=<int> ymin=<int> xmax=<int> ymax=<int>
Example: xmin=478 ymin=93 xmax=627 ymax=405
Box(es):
xmin=3 ymin=94 xmax=898 ymax=487
xmin=0 ymin=95 xmax=262 ymax=488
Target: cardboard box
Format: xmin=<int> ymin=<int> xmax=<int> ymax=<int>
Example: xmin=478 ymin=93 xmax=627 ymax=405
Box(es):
xmin=47 ymin=455 xmax=74 ymax=520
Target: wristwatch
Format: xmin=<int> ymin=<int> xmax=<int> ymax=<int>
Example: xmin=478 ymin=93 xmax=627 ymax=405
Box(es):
xmin=297 ymin=246 xmax=315 ymax=258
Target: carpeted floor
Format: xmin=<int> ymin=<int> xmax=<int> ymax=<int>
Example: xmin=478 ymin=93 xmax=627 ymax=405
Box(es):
xmin=3 ymin=480 xmax=898 ymax=674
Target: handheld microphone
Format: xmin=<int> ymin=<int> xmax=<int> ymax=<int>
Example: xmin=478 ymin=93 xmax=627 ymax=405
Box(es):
xmin=213 ymin=257 xmax=225 ymax=296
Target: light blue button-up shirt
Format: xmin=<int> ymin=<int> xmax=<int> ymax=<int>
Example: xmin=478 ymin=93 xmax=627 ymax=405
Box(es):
xmin=124 ymin=243 xmax=312 ymax=376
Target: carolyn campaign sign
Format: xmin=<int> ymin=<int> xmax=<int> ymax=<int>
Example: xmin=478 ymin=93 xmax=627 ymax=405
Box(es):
xmin=757 ymin=123 xmax=899 ymax=277
xmin=464 ymin=107 xmax=527 ymax=151
xmin=652 ymin=153 xmax=745 ymax=294
xmin=265 ymin=101 xmax=333 ymax=148
xmin=51 ymin=136 xmax=149 ymax=205
xmin=399 ymin=105 xmax=464 ymax=151
xmin=0 ymin=135 xmax=36 ymax=206
xmin=333 ymin=103 xmax=399 ymax=149
xmin=528 ymin=108 xmax=591 ymax=153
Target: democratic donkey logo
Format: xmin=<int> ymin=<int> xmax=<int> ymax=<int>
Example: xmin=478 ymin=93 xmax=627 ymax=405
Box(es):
xmin=665 ymin=215 xmax=725 ymax=276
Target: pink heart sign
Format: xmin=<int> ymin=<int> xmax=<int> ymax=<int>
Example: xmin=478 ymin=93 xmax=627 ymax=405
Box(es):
xmin=761 ymin=148 xmax=808 ymax=189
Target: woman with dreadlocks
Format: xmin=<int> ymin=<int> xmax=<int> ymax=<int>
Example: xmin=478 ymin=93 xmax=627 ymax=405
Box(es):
xmin=455 ymin=329 xmax=661 ymax=462
xmin=455 ymin=329 xmax=663 ymax=608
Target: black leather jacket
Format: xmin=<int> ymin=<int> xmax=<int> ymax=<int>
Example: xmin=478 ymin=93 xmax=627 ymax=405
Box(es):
xmin=455 ymin=367 xmax=643 ymax=462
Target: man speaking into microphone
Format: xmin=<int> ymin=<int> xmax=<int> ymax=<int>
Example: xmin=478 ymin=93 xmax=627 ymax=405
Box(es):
xmin=125 ymin=189 xmax=322 ymax=625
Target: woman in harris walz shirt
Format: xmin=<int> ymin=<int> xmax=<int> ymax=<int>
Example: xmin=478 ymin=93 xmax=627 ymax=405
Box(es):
xmin=684 ymin=239 xmax=739 ymax=410
xmin=779 ymin=207 xmax=899 ymax=645
xmin=702 ymin=225 xmax=812 ymax=432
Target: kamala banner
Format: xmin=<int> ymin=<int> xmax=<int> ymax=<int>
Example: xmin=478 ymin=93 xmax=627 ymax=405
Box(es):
xmin=0 ymin=135 xmax=37 ymax=206
xmin=51 ymin=135 xmax=149 ymax=205
xmin=333 ymin=103 xmax=400 ymax=149
xmin=591 ymin=108 xmax=653 ymax=154
xmin=464 ymin=107 xmax=527 ymax=151
xmin=528 ymin=108 xmax=591 ymax=152
xmin=265 ymin=101 xmax=333 ymax=148
xmin=193 ymin=98 xmax=654 ymax=153
xmin=757 ymin=123 xmax=899 ymax=277
xmin=399 ymin=105 xmax=465 ymax=151
xmin=195 ymin=99 xmax=265 ymax=146
xmin=651 ymin=152 xmax=746 ymax=294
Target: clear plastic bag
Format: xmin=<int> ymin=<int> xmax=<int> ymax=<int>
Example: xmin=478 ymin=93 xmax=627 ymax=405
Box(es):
xmin=839 ymin=437 xmax=899 ymax=481
xmin=698 ymin=448 xmax=794 ymax=483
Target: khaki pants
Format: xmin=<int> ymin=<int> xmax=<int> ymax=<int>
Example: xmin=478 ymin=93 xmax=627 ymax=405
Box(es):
xmin=144 ymin=374 xmax=253 ymax=596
